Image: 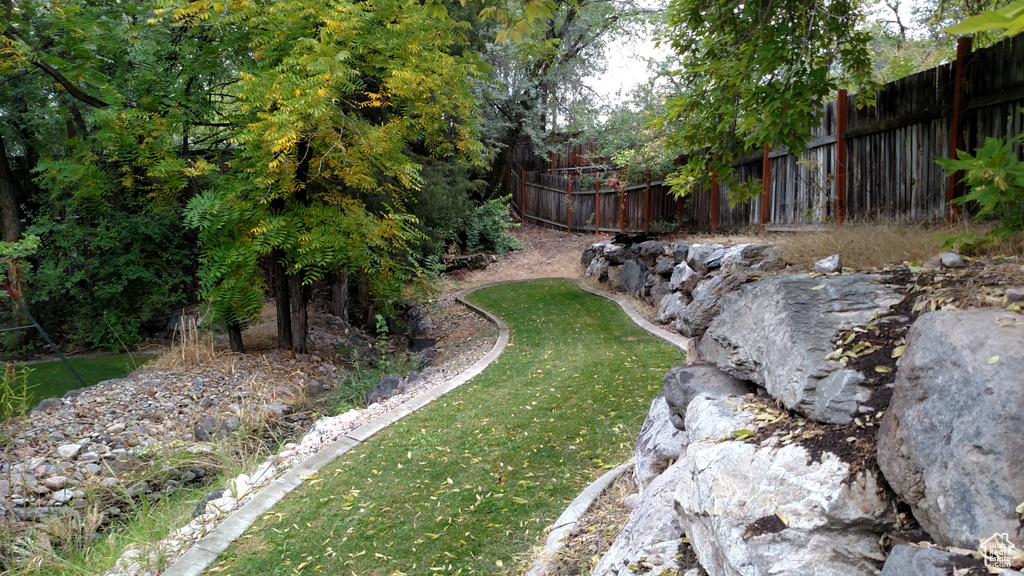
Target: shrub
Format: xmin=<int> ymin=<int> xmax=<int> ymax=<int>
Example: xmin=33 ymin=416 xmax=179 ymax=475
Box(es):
xmin=464 ymin=194 xmax=521 ymax=254
xmin=937 ymin=134 xmax=1024 ymax=246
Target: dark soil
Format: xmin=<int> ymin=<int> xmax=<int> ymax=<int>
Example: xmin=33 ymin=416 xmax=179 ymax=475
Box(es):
xmin=744 ymin=513 xmax=788 ymax=539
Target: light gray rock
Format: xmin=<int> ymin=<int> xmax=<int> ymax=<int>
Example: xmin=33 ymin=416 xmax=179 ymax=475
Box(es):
xmin=603 ymin=243 xmax=629 ymax=265
xmin=650 ymin=281 xmax=672 ymax=308
xmin=939 ymin=252 xmax=966 ymax=268
xmin=699 ymin=274 xmax=902 ymax=424
xmin=594 ymin=459 xmax=688 ymax=576
xmin=587 ymin=256 xmax=610 ymax=282
xmin=654 ymin=256 xmax=675 ymax=277
xmin=669 ymin=262 xmax=700 ymax=294
xmin=686 ymin=244 xmax=724 ymax=273
xmin=721 ymin=244 xmax=785 ymax=272
xmin=1005 ymin=287 xmax=1024 ymax=304
xmin=265 ymin=402 xmax=292 ymax=418
xmin=42 ymin=476 xmax=67 ymax=491
xmin=675 ymin=269 xmax=755 ymax=338
xmin=77 ymin=451 xmax=100 ymax=463
xmin=815 ymin=254 xmax=842 ymax=274
xmin=51 ymin=489 xmax=75 ymax=504
xmin=620 ymin=258 xmax=648 ymax=297
xmin=582 ymin=243 xmax=605 ymax=268
xmin=657 ymin=293 xmax=690 ymax=325
xmin=56 ymin=444 xmax=82 ymax=460
xmin=675 ymin=395 xmax=892 ymax=576
xmin=704 ymin=247 xmax=730 ymax=270
xmin=633 ymin=395 xmax=688 ymax=492
xmin=662 ymin=363 xmax=752 ymax=430
xmin=877 ymin=309 xmax=1024 ymax=548
xmin=879 ymin=545 xmax=988 ymax=576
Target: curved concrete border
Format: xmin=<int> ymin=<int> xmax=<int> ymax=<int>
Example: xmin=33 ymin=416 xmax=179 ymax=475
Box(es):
xmin=571 ymin=278 xmax=690 ymax=351
xmin=164 ymin=278 xmax=683 ymax=576
xmin=163 ymin=292 xmax=509 ymax=576
xmin=525 ymin=458 xmax=635 ymax=576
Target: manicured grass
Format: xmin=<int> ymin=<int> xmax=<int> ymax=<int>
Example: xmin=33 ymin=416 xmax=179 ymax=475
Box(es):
xmin=214 ymin=280 xmax=684 ymax=575
xmin=14 ymin=353 xmax=149 ymax=408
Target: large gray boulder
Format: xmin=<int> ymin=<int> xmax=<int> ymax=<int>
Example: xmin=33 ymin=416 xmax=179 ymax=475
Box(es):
xmin=601 ymin=242 xmax=628 ymax=265
xmin=669 ymin=262 xmax=700 ymax=294
xmin=675 ymin=395 xmax=892 ymax=576
xmin=587 ymin=256 xmax=610 ymax=282
xmin=699 ymin=274 xmax=902 ymax=424
xmin=654 ymin=256 xmax=675 ymax=277
xmin=593 ymin=459 xmax=688 ymax=576
xmin=721 ymin=244 xmax=785 ymax=272
xmin=877 ymin=309 xmax=1024 ymax=549
xmin=662 ymin=363 xmax=752 ymax=430
xmin=650 ymin=281 xmax=672 ymax=308
xmin=633 ymin=395 xmax=688 ymax=492
xmin=657 ymin=292 xmax=690 ymax=325
xmin=686 ymin=244 xmax=724 ymax=273
xmin=620 ymin=258 xmax=648 ymax=297
xmin=879 ymin=545 xmax=988 ymax=576
xmin=675 ymin=269 xmax=756 ymax=338
xmin=639 ymin=241 xmax=670 ymax=268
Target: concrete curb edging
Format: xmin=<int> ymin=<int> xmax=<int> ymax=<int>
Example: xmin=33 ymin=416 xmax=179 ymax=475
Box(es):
xmin=571 ymin=279 xmax=691 ymax=352
xmin=525 ymin=459 xmax=635 ymax=576
xmin=163 ymin=290 xmax=509 ymax=576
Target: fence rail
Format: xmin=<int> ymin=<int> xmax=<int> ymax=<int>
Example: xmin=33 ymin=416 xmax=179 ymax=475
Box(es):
xmin=506 ymin=34 xmax=1024 ymax=234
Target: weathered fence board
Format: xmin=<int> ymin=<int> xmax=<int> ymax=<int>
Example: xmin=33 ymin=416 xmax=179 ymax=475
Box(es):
xmin=508 ymin=35 xmax=1024 ymax=233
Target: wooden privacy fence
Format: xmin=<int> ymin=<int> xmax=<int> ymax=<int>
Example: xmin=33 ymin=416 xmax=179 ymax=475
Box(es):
xmin=507 ymin=34 xmax=1024 ymax=233
xmin=509 ymin=170 xmax=680 ymax=234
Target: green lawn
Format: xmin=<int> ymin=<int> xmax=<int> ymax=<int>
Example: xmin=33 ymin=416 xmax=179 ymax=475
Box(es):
xmin=213 ymin=280 xmax=684 ymax=576
xmin=14 ymin=353 xmax=150 ymax=408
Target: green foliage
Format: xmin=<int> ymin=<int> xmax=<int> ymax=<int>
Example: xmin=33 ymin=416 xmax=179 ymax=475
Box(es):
xmin=937 ymin=135 xmax=1024 ymax=240
xmin=656 ymin=0 xmax=877 ymax=202
xmin=464 ymin=195 xmax=522 ymax=254
xmin=405 ymin=155 xmax=483 ymax=259
xmin=0 ymin=363 xmax=33 ymax=424
xmin=0 ymin=235 xmax=39 ymax=285
xmin=946 ymin=0 xmax=1024 ymax=34
xmin=23 ymin=204 xmax=191 ymax=350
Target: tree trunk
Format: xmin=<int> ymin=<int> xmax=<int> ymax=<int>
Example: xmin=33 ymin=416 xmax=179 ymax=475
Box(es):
xmin=483 ymin=124 xmax=525 ymax=200
xmin=0 ymin=133 xmax=24 ymax=242
xmin=332 ymin=269 xmax=348 ymax=321
xmin=289 ymin=274 xmax=308 ymax=353
xmin=272 ymin=250 xmax=292 ymax=349
xmin=227 ymin=322 xmax=244 ymax=353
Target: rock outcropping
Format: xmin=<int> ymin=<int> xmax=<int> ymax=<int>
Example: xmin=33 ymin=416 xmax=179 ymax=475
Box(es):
xmin=590 ymin=241 xmax=1024 ymax=576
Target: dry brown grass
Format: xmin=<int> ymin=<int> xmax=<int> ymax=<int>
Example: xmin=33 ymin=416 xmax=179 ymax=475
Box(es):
xmin=539 ymin=469 xmax=637 ymax=576
xmin=449 ymin=226 xmax=592 ymax=289
xmin=239 ymin=302 xmax=279 ymax=352
xmin=769 ymin=222 xmax=1024 ymax=271
xmin=151 ymin=313 xmax=216 ymax=371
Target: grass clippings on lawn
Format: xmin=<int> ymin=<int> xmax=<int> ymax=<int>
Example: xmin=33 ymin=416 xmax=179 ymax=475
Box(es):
xmin=212 ymin=280 xmax=683 ymax=575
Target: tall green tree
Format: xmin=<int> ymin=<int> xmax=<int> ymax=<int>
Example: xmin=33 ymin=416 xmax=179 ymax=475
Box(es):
xmin=174 ymin=0 xmax=487 ymax=351
xmin=656 ymin=0 xmax=876 ymax=201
